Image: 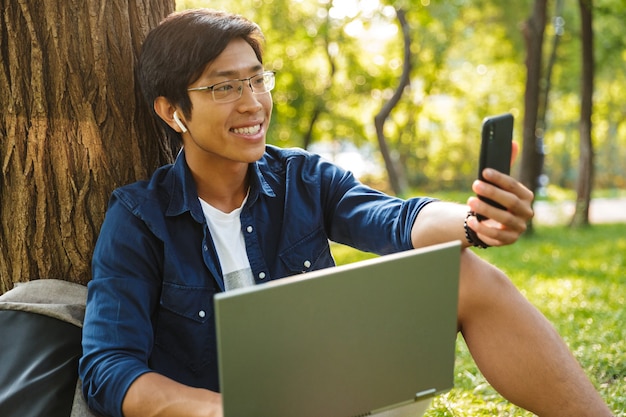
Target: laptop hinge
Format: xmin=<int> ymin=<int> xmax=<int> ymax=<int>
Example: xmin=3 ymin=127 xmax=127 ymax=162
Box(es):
xmin=415 ymin=387 xmax=437 ymax=398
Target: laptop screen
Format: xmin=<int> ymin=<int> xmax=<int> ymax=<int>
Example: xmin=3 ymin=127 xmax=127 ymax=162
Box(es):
xmin=215 ymin=241 xmax=461 ymax=417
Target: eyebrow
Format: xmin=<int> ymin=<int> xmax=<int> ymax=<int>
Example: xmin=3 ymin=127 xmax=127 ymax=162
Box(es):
xmin=209 ymin=64 xmax=264 ymax=79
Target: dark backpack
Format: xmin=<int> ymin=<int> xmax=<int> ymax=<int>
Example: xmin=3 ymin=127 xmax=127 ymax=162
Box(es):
xmin=0 ymin=280 xmax=95 ymax=417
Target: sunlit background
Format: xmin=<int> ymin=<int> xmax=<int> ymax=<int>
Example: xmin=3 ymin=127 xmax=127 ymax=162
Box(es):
xmin=176 ymin=0 xmax=625 ymax=198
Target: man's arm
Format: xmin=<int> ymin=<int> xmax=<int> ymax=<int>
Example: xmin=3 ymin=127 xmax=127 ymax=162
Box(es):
xmin=81 ymin=197 xmax=222 ymax=417
xmin=411 ymin=168 xmax=534 ymax=249
xmin=122 ymin=373 xmax=222 ymax=417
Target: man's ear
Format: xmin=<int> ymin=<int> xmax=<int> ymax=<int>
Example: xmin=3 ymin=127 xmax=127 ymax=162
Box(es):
xmin=154 ymin=97 xmax=187 ymax=133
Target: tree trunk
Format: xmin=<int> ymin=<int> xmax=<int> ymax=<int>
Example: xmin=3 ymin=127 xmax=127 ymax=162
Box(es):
xmin=538 ymin=0 xmax=564 ymax=134
xmin=519 ymin=0 xmax=547 ymax=234
xmin=570 ymin=0 xmax=594 ymax=227
xmin=0 ymin=0 xmax=175 ymax=294
xmin=535 ymin=0 xmax=565 ymax=192
xmin=374 ymin=8 xmax=410 ymax=196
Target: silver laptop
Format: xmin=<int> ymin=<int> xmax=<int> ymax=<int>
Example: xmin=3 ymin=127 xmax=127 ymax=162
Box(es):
xmin=215 ymin=240 xmax=461 ymax=417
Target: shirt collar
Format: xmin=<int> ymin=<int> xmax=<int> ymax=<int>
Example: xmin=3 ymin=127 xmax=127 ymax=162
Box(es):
xmin=165 ymin=148 xmax=276 ymax=221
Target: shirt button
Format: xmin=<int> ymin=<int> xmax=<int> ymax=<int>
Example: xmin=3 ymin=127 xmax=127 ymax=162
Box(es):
xmin=198 ymin=310 xmax=206 ymax=318
xmin=203 ymin=245 xmax=208 ymax=252
xmin=246 ymin=226 xmax=253 ymax=233
xmin=259 ymin=272 xmax=266 ymax=279
xmin=303 ymin=260 xmax=311 ymax=269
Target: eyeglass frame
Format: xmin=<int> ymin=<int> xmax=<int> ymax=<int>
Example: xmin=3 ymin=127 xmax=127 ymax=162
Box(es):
xmin=186 ymin=70 xmax=276 ymax=103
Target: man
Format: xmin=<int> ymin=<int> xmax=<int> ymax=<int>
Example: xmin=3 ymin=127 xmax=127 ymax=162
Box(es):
xmin=79 ymin=8 xmax=613 ymax=417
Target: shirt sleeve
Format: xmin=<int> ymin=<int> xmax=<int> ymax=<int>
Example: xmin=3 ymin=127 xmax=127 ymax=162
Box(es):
xmin=317 ymin=158 xmax=438 ymax=255
xmin=79 ymin=195 xmax=163 ymax=417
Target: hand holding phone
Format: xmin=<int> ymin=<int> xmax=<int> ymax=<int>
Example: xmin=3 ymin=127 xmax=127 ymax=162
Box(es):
xmin=476 ymin=113 xmax=514 ymax=221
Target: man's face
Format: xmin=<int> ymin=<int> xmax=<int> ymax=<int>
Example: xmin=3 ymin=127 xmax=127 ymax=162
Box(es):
xmin=182 ymin=38 xmax=273 ymax=167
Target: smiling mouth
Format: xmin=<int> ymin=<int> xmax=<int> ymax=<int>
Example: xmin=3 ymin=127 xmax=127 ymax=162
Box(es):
xmin=231 ymin=124 xmax=262 ymax=135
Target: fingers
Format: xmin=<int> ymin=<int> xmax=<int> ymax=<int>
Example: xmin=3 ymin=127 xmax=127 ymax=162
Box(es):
xmin=511 ymin=140 xmax=520 ymax=165
xmin=467 ymin=168 xmax=534 ymax=246
xmin=475 ymin=169 xmax=534 ymax=211
xmin=465 ymin=210 xmax=526 ymax=247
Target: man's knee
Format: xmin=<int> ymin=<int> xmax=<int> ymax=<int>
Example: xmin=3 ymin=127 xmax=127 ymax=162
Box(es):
xmin=457 ymin=249 xmax=517 ymax=324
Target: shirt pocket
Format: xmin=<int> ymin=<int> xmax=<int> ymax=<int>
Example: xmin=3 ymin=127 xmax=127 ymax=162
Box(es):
xmin=154 ymin=282 xmax=216 ymax=372
xmin=279 ymin=227 xmax=335 ymax=275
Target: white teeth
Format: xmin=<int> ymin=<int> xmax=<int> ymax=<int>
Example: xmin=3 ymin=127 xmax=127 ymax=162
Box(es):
xmin=232 ymin=124 xmax=261 ymax=135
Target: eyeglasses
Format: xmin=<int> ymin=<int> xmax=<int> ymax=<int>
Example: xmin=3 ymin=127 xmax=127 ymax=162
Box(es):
xmin=187 ymin=71 xmax=276 ymax=103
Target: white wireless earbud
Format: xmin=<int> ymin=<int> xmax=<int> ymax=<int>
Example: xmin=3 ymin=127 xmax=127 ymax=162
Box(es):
xmin=173 ymin=111 xmax=188 ymax=133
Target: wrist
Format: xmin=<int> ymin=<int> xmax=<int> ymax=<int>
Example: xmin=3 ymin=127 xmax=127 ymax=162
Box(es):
xmin=464 ymin=211 xmax=490 ymax=249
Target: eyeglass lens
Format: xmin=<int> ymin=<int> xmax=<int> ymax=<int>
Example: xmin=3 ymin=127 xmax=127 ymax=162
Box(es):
xmin=213 ymin=72 xmax=275 ymax=102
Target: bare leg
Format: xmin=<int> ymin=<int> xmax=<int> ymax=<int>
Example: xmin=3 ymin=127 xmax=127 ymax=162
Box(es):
xmin=457 ymin=249 xmax=613 ymax=416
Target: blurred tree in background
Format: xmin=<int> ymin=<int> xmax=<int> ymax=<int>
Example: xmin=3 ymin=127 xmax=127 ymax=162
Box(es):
xmin=179 ymin=0 xmax=626 ymax=197
xmin=3 ymin=0 xmax=624 ymax=291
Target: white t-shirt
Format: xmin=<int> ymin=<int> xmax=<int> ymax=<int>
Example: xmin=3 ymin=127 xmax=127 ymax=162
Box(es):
xmin=199 ymin=195 xmax=255 ymax=291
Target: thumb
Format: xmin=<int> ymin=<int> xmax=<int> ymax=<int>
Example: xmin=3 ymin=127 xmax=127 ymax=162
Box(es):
xmin=511 ymin=140 xmax=520 ymax=166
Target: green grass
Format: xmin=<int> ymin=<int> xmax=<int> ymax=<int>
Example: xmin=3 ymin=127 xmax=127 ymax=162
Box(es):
xmin=331 ymin=223 xmax=626 ymax=416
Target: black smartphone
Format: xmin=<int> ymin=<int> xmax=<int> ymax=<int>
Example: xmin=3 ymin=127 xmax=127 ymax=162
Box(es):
xmin=477 ymin=113 xmax=514 ymax=220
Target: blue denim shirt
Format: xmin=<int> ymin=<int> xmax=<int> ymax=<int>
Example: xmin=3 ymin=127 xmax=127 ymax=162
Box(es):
xmin=80 ymin=145 xmax=435 ymax=417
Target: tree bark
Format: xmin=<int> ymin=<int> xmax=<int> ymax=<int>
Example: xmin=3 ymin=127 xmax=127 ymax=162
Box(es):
xmin=537 ymin=0 xmax=564 ymax=136
xmin=0 ymin=0 xmax=175 ymax=293
xmin=374 ymin=8 xmax=410 ymax=196
xmin=534 ymin=0 xmax=564 ymax=196
xmin=570 ymin=0 xmax=594 ymax=227
xmin=519 ymin=0 xmax=547 ymax=233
